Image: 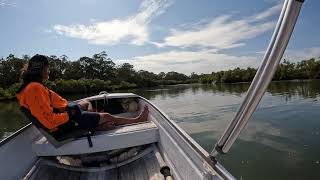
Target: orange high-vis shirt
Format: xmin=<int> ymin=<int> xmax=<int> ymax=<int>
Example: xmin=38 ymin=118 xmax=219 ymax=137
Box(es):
xmin=16 ymin=82 xmax=69 ymax=130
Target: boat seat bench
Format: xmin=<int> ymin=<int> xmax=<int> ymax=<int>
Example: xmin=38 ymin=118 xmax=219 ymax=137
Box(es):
xmin=32 ymin=122 xmax=159 ymax=156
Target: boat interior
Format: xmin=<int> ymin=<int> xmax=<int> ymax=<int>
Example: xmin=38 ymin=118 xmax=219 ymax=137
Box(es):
xmin=23 ymin=95 xmax=168 ymax=179
xmin=25 ymin=144 xmax=167 ymax=180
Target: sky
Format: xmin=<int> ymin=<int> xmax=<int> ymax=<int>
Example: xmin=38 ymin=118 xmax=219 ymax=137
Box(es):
xmin=0 ymin=0 xmax=319 ymax=74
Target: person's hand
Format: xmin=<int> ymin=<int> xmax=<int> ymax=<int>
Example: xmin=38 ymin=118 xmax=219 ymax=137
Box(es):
xmin=77 ymin=100 xmax=92 ymax=111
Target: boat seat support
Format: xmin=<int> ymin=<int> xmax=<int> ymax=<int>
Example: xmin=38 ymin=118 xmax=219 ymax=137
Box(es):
xmin=32 ymin=122 xmax=159 ymax=156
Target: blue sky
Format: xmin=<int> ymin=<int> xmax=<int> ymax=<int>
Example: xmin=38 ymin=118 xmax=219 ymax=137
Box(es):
xmin=0 ymin=0 xmax=319 ymax=74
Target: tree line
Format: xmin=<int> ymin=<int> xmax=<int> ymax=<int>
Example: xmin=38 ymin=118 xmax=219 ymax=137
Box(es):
xmin=198 ymin=58 xmax=320 ymax=84
xmin=0 ymin=52 xmax=194 ymax=99
xmin=0 ymin=51 xmax=319 ymax=99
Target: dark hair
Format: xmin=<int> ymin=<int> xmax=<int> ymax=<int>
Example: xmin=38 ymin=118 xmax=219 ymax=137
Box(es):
xmin=17 ymin=54 xmax=49 ymax=93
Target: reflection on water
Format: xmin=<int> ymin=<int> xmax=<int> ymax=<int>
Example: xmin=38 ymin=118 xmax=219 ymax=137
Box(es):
xmin=135 ymin=80 xmax=320 ymax=180
xmin=1 ymin=80 xmax=320 ymax=179
xmin=0 ymin=102 xmax=28 ymax=139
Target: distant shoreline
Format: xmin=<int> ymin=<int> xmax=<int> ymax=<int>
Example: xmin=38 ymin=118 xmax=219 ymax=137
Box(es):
xmin=1 ymin=79 xmax=318 ymax=102
xmin=1 ymin=53 xmax=319 ymax=101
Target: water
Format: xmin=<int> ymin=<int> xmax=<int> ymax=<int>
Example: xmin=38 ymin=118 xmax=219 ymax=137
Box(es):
xmin=1 ymin=80 xmax=320 ymax=180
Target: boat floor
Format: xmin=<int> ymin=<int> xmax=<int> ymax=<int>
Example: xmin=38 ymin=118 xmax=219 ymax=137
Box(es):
xmin=24 ymin=147 xmax=165 ymax=180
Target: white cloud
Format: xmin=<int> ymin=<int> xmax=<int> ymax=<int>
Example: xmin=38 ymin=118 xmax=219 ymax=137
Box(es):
xmin=156 ymin=3 xmax=282 ymax=49
xmin=0 ymin=0 xmax=16 ymax=7
xmin=284 ymin=47 xmax=320 ymax=61
xmin=53 ymin=0 xmax=172 ymax=45
xmin=117 ymin=49 xmax=261 ymax=74
xmin=118 ymin=3 xmax=284 ymax=74
xmin=129 ymin=46 xmax=320 ymax=74
xmin=250 ymin=3 xmax=282 ymax=22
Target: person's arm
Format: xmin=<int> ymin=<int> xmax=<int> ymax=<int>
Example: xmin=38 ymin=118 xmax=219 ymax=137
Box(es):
xmin=27 ymin=85 xmax=69 ymax=130
xmin=49 ymin=90 xmax=68 ymax=110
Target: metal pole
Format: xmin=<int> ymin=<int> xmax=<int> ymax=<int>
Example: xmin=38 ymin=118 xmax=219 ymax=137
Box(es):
xmin=211 ymin=0 xmax=305 ymax=157
xmin=212 ymin=0 xmax=289 ymax=156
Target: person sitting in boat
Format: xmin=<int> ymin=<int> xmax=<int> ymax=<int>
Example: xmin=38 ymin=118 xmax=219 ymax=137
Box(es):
xmin=16 ymin=54 xmax=149 ymax=137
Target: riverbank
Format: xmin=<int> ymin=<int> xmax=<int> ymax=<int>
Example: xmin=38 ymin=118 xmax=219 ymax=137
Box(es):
xmin=0 ymin=78 xmax=195 ymax=101
xmin=2 ymin=78 xmax=318 ymax=102
xmin=1 ymin=54 xmax=319 ymax=102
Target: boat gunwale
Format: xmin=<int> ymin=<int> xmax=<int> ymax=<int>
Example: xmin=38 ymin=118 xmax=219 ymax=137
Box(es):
xmin=139 ymin=96 xmax=235 ymax=180
xmin=0 ymin=123 xmax=32 ymax=147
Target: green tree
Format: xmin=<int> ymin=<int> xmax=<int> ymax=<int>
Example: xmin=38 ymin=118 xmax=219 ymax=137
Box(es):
xmin=92 ymin=51 xmax=116 ymax=82
xmin=0 ymin=54 xmax=26 ymax=88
